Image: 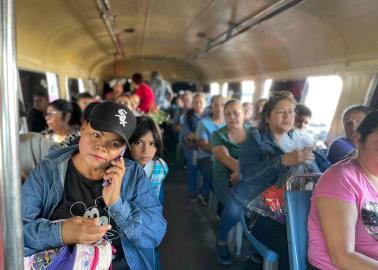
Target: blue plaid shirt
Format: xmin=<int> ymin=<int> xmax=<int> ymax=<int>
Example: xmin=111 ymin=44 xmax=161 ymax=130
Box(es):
xmin=144 ymin=158 xmax=168 ymax=198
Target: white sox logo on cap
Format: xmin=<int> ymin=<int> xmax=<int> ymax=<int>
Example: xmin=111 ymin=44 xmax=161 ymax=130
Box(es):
xmin=115 ymin=109 xmax=128 ymax=127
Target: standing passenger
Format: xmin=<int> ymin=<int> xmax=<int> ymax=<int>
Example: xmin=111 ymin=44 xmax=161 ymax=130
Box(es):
xmin=132 ymin=73 xmax=156 ymax=114
xmin=150 ymin=71 xmax=173 ymax=110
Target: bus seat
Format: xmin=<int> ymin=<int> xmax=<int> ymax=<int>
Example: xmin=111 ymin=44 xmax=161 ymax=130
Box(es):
xmin=285 ymin=173 xmax=321 ymax=270
xmin=240 ymin=212 xmax=279 ymax=270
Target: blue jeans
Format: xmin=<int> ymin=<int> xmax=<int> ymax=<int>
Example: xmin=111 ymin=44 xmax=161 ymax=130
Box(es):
xmin=183 ymin=146 xmax=198 ymax=193
xmin=197 ymin=157 xmax=213 ymax=198
xmin=218 ymin=198 xmax=241 ymax=241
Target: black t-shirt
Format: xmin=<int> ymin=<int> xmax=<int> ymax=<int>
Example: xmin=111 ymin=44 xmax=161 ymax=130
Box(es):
xmin=50 ymin=159 xmax=129 ymax=269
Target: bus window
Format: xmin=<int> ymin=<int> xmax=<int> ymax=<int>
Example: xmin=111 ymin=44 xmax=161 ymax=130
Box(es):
xmin=67 ymin=78 xmax=79 ymax=102
xmin=221 ymin=83 xmax=228 ymax=98
xmin=367 ymin=77 xmax=378 ymax=110
xmin=262 ymin=79 xmax=272 ymax=99
xmin=241 ymin=81 xmax=255 ymax=103
xmin=210 ymin=82 xmax=220 ymax=96
xmin=19 ymin=69 xmax=48 ymax=114
xmin=78 ymin=79 xmax=86 ymax=93
xmin=46 ymin=72 xmax=59 ymax=102
xmin=303 ymin=75 xmax=343 ymax=144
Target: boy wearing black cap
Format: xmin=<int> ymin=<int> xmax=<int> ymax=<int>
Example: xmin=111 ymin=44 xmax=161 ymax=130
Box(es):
xmin=22 ymin=102 xmax=167 ymax=270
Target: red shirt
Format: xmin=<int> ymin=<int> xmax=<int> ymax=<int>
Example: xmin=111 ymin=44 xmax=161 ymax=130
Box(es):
xmin=135 ymin=83 xmax=156 ymax=113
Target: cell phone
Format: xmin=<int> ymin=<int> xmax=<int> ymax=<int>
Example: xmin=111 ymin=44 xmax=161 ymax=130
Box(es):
xmin=102 ymin=146 xmax=126 ymax=187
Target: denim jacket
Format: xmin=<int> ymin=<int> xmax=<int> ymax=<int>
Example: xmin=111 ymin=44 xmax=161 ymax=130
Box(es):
xmin=22 ymin=145 xmax=167 ymax=270
xmin=232 ymin=128 xmax=330 ymax=212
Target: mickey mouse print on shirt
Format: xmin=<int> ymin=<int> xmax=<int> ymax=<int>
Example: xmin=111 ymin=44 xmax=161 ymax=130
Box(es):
xmin=69 ymin=197 xmax=120 ymax=242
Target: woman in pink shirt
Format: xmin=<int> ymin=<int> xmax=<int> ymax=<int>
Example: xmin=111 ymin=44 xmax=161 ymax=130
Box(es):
xmin=308 ymin=110 xmax=378 ymax=270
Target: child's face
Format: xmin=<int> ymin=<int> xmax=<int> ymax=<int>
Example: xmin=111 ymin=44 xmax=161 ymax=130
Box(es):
xmin=79 ymin=122 xmax=126 ymax=170
xmin=130 ymin=131 xmax=157 ymax=166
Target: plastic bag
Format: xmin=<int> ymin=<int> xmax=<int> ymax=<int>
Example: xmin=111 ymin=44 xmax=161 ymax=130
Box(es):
xmin=246 ymin=163 xmax=318 ymax=224
xmin=244 ymin=130 xmax=319 ymax=224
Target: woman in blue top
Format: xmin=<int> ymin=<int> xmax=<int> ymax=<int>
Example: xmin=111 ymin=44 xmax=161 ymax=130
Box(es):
xmin=22 ymin=102 xmax=166 ymax=270
xmin=179 ymin=92 xmax=207 ymax=201
xmin=195 ymin=95 xmax=225 ymax=204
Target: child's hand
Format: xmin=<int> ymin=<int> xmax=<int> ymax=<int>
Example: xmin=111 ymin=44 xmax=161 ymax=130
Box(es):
xmin=102 ymin=157 xmax=126 ymax=206
xmin=61 ymin=216 xmax=111 ymax=245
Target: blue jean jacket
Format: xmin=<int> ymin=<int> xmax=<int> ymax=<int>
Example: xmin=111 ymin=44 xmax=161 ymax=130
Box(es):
xmin=232 ymin=128 xmax=330 ymax=212
xmin=22 ymin=145 xmax=167 ymax=270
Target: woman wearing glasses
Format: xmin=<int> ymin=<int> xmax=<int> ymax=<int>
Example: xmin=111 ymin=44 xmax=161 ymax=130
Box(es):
xmin=42 ymin=99 xmax=81 ymax=147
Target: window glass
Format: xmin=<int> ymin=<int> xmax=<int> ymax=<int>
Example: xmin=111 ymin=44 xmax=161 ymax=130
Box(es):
xmin=78 ymin=79 xmax=86 ymax=93
xmin=46 ymin=72 xmax=59 ymax=102
xmin=262 ymin=79 xmax=272 ymax=99
xmin=221 ymin=83 xmax=228 ymax=98
xmin=241 ymin=81 xmax=255 ymax=103
xmin=210 ymin=82 xmax=220 ymax=96
xmin=303 ymin=75 xmax=343 ymax=143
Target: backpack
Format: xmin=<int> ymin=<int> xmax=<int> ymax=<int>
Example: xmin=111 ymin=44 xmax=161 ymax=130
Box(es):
xmin=24 ymin=240 xmax=113 ymax=270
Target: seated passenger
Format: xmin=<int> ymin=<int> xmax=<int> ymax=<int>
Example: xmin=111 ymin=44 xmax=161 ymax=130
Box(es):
xmin=213 ymin=99 xmax=247 ymax=265
xmin=126 ymin=116 xmax=168 ymax=200
xmin=41 ymin=99 xmax=81 ymax=147
xmin=180 ymin=92 xmax=207 ymax=201
xmin=20 ymin=132 xmax=58 ymax=182
xmin=295 ymin=103 xmax=312 ymax=130
xmin=116 ymin=93 xmax=132 ymax=108
xmin=242 ymin=102 xmax=254 ymax=127
xmin=327 ymin=105 xmax=369 ymax=164
xmin=195 ymin=95 xmax=225 ymax=205
xmin=308 ymin=109 xmax=378 ymax=270
xmin=211 ymin=99 xmax=247 ymax=206
xmin=77 ymin=92 xmax=94 ymax=112
xmin=22 ymin=102 xmax=167 ymax=270
xmin=225 ymin=91 xmax=329 ymax=269
xmin=27 ymin=89 xmax=49 ymax=133
xmin=251 ymin=98 xmax=267 ymax=127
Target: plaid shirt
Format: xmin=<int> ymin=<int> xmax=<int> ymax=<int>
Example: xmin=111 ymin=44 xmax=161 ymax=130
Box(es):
xmin=145 ymin=158 xmax=168 ymax=198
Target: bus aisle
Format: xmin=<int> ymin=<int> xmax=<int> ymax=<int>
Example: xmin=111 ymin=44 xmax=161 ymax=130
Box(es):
xmin=160 ymin=169 xmax=259 ymax=270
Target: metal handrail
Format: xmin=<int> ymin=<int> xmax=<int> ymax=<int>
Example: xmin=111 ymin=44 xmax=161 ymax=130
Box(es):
xmin=0 ymin=0 xmax=24 ymax=269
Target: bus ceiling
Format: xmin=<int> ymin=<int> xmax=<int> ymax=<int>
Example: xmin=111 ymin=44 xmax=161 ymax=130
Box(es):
xmin=16 ymin=0 xmax=378 ymax=82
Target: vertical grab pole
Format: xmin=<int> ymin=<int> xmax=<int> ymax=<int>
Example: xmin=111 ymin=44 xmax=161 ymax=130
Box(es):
xmin=0 ymin=0 xmax=24 ymax=269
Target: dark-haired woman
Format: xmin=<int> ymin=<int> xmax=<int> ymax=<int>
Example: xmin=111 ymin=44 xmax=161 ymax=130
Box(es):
xmin=213 ymin=99 xmax=247 ymax=265
xmin=179 ymin=92 xmax=207 ymax=201
xmin=42 ymin=99 xmax=81 ymax=147
xmin=126 ymin=116 xmax=168 ymax=200
xmin=218 ymin=91 xmax=329 ymax=268
xmin=308 ymin=110 xmax=378 ymax=270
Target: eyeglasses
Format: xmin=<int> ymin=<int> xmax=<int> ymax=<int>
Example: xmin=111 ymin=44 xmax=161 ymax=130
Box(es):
xmin=45 ymin=111 xmax=61 ymax=118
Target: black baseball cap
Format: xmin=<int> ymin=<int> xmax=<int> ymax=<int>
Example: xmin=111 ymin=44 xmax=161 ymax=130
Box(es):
xmin=88 ymin=102 xmax=136 ymax=143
